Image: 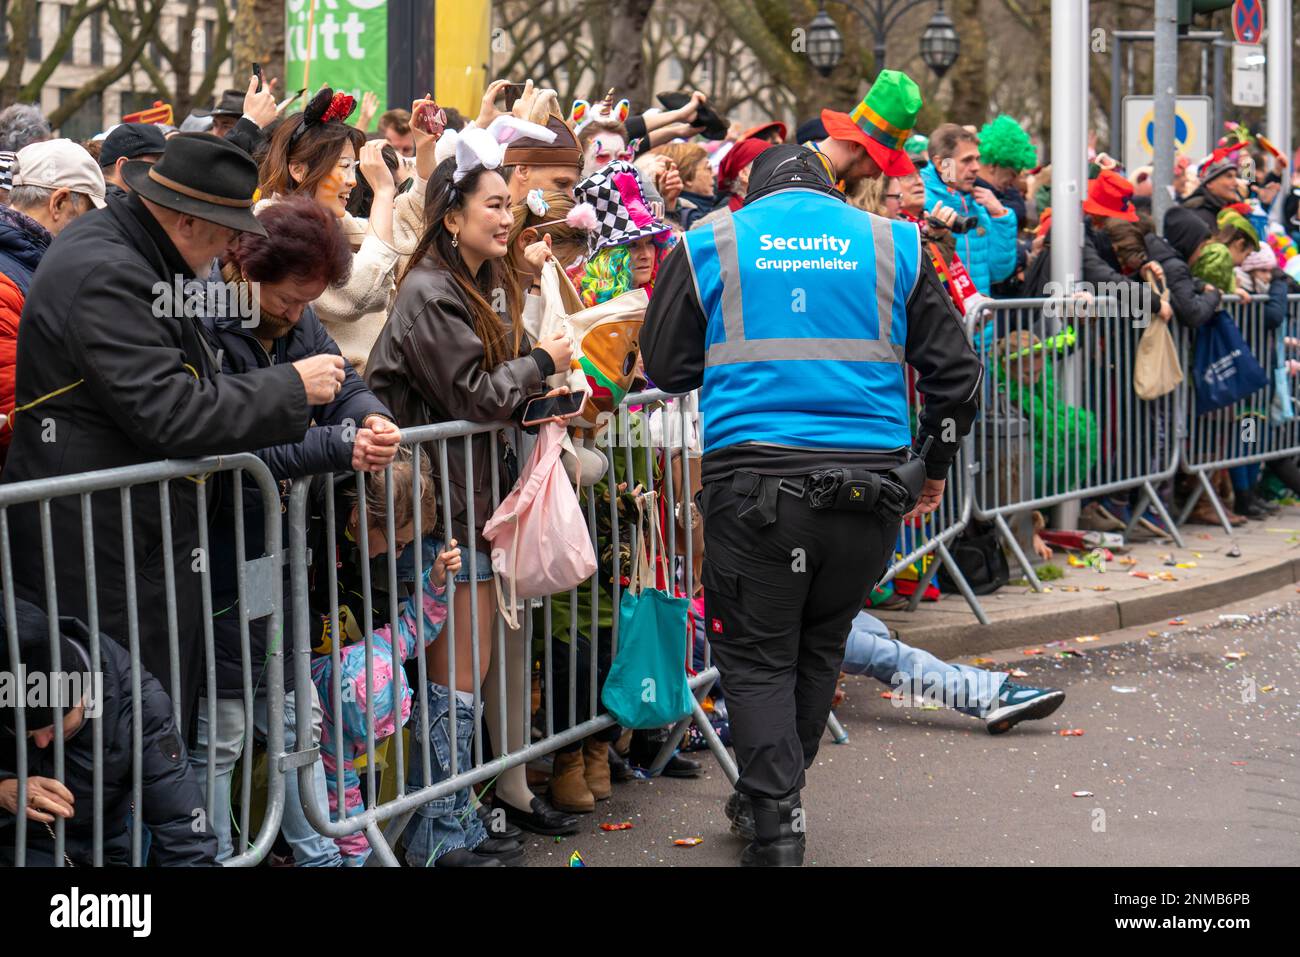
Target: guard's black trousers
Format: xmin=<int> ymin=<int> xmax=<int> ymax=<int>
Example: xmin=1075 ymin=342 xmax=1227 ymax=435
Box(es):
xmin=700 ymin=471 xmax=900 ymax=801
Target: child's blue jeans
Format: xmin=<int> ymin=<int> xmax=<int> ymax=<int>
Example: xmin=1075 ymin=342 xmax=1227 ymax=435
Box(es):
xmin=401 ymin=681 xmax=487 ymax=866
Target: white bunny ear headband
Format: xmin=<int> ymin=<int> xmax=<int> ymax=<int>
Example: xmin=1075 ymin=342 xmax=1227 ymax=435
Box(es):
xmin=439 ymin=115 xmax=556 ymax=186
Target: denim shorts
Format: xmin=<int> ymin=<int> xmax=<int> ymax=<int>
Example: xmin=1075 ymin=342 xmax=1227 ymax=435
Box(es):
xmin=395 ymin=535 xmax=495 ymax=584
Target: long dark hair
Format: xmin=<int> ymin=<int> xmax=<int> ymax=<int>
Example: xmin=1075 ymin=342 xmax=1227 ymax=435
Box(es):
xmin=401 ymin=157 xmax=523 ymax=369
xmin=259 ymin=112 xmax=366 ymax=201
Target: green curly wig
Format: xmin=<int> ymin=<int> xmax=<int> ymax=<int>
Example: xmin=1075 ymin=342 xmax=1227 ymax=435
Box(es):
xmin=979 ymin=115 xmax=1037 ymax=171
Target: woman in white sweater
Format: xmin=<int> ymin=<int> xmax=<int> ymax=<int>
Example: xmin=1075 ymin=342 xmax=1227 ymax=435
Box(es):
xmin=257 ymin=88 xmax=428 ymax=370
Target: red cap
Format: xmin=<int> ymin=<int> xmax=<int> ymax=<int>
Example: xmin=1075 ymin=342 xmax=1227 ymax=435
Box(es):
xmin=718 ymin=138 xmax=772 ymax=193
xmin=1082 ymin=169 xmax=1138 ymax=222
xmin=738 ymin=121 xmax=787 ymax=144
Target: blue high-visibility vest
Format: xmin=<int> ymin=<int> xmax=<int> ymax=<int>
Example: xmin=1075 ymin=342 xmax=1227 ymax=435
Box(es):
xmin=682 ymin=187 xmax=922 ymax=455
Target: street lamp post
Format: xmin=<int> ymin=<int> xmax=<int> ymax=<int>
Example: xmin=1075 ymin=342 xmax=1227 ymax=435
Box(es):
xmin=804 ymin=0 xmax=959 ymax=80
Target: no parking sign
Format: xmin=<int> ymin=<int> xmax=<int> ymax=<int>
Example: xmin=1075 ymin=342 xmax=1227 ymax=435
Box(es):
xmin=1232 ymin=0 xmax=1264 ymax=45
xmin=1121 ymin=96 xmax=1211 ymax=174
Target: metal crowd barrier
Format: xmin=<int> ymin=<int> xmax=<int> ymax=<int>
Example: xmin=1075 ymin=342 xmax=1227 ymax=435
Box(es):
xmin=0 ymin=454 xmax=285 ymax=867
xmin=284 ymin=389 xmax=734 ymax=867
xmin=966 ymin=296 xmax=1186 ymax=589
xmin=876 ymin=374 xmax=987 ymax=624
xmin=1178 ymin=294 xmax=1300 ymax=532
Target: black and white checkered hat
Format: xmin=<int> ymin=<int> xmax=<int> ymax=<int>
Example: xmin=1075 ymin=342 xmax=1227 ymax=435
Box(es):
xmin=0 ymin=151 xmax=15 ymax=191
xmin=574 ymin=160 xmax=670 ymax=256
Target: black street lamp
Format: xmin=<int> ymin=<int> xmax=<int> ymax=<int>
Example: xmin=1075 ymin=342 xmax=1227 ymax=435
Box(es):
xmin=806 ymin=6 xmax=845 ymax=78
xmin=919 ymin=2 xmax=961 ymax=78
xmin=803 ymin=0 xmax=960 ymax=80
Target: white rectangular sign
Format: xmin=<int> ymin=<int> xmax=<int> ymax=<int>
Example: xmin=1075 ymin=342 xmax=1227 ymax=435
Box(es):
xmin=1231 ymin=42 xmax=1265 ymax=107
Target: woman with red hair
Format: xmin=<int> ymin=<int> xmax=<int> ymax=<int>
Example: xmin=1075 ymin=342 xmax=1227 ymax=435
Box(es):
xmin=691 ymin=136 xmax=773 ymax=230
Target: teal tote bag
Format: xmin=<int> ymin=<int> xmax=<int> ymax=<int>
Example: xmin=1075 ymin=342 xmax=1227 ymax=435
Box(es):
xmin=601 ymin=491 xmax=694 ymax=729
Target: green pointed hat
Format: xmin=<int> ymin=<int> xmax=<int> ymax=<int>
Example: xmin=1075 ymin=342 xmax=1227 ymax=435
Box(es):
xmin=821 ymin=69 xmax=923 ymax=177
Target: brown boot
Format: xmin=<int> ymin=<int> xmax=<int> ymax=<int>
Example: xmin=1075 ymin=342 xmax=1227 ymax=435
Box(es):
xmin=583 ymin=737 xmax=612 ymax=801
xmin=548 ymin=749 xmax=594 ymax=813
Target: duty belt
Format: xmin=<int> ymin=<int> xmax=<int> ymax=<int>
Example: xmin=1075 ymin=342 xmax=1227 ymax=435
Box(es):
xmin=775 ymin=457 xmax=929 ymax=521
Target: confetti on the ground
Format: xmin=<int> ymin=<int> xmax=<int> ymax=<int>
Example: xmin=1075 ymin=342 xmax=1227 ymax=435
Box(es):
xmin=1072 ymin=790 xmax=1094 ymax=797
xmin=1118 ymin=557 xmax=1138 ymax=566
xmin=568 ymin=851 xmax=585 ymax=867
xmin=1130 ymin=571 xmax=1151 ymax=579
xmin=1059 ymin=729 xmax=1086 ymax=736
xmin=1111 ymin=686 xmax=1138 ymax=693
xmin=1076 ymin=635 xmax=1099 ymax=643
xmin=1260 ymin=685 xmax=1276 ymax=693
xmin=1219 ymin=614 xmax=1250 ymax=622
xmin=1174 ymin=562 xmax=1198 ymax=569
xmin=1009 ymin=668 xmax=1030 ymax=678
xmin=972 ymin=657 xmax=995 ymax=665
xmin=881 ymin=691 xmax=902 ymax=699
xmin=673 ymin=837 xmax=703 ymax=847
xmin=599 ymin=822 xmax=634 ymax=831
xmin=1223 ymin=652 xmax=1248 ymax=660
xmin=1231 ymin=761 xmax=1247 ymax=766
xmin=1024 ymin=648 xmax=1045 ymax=655
xmin=1169 ymin=617 xmax=1187 ymax=625
xmin=1060 ymin=585 xmax=1080 ymax=592
xmin=1091 ymin=585 xmax=1110 ymax=591
xmin=1056 ymin=650 xmax=1084 ymax=658
xmin=1147 ymin=630 xmax=1160 ymax=637
xmin=1192 ymin=552 xmax=1203 ymax=558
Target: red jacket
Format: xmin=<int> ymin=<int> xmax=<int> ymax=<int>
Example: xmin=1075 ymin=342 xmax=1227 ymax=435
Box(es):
xmin=0 ymin=270 xmax=22 ymax=464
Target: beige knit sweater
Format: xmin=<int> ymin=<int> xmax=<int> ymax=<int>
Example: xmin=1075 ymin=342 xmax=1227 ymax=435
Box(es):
xmin=256 ymin=178 xmax=427 ymax=372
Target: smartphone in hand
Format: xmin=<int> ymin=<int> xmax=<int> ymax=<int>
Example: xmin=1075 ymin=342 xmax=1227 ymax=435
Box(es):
xmin=413 ymin=100 xmax=446 ymax=137
xmin=522 ymin=392 xmax=587 ymax=426
xmin=252 ymin=62 xmax=263 ymax=94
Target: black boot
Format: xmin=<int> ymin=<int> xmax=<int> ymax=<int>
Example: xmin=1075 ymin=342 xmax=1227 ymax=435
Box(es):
xmin=1251 ymin=485 xmax=1281 ymax=513
xmin=1234 ymin=487 xmax=1268 ymax=520
xmin=724 ymin=791 xmax=755 ymax=841
xmin=1265 ymin=458 xmax=1300 ymax=497
xmin=740 ymin=794 xmax=805 ymax=867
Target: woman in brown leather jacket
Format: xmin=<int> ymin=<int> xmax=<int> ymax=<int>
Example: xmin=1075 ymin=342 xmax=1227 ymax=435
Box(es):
xmin=365 ymin=147 xmax=571 ymax=866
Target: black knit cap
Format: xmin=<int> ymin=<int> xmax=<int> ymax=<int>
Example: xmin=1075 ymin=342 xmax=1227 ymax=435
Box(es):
xmin=0 ymin=596 xmax=91 ymax=735
xmin=743 ymin=143 xmax=843 ymax=206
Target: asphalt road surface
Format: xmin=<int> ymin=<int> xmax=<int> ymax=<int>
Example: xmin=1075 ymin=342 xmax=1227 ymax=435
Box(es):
xmin=521 ymin=584 xmax=1300 ymax=867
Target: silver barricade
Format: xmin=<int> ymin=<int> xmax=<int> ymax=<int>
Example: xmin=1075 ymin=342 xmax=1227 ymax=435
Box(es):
xmin=1178 ymin=294 xmax=1300 ymax=532
xmin=285 ymin=393 xmax=733 ymax=866
xmin=966 ymin=296 xmax=1186 ymax=590
xmin=875 ymin=379 xmax=987 ymax=624
xmin=0 ymin=453 xmax=285 ymax=867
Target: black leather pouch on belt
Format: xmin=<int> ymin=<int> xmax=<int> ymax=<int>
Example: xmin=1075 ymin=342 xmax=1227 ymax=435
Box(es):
xmin=806 ymin=468 xmax=883 ymax=512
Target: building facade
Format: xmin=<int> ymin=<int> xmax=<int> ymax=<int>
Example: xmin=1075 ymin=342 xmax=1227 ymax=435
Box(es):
xmin=1 ymin=0 xmax=236 ymax=140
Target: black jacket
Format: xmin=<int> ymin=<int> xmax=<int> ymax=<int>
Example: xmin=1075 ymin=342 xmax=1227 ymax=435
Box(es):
xmin=0 ymin=193 xmax=310 ymax=734
xmin=366 ymin=257 xmax=550 ymax=551
xmin=1143 ymin=233 xmax=1220 ymax=330
xmin=642 ymin=199 xmax=982 ymax=483
xmin=0 ymin=596 xmax=217 ymax=866
xmin=1175 ymin=184 xmax=1230 ymax=234
xmin=203 ymin=287 xmax=390 ymax=697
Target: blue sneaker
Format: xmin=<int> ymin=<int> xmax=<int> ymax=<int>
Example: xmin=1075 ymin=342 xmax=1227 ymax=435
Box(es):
xmin=984 ymin=682 xmax=1066 ymax=735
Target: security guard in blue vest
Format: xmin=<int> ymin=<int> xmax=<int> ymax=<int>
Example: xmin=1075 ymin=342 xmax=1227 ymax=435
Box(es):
xmin=642 ymin=143 xmax=982 ymax=866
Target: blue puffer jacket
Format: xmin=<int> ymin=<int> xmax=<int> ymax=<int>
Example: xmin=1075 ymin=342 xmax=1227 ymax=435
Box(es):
xmin=921 ymin=162 xmax=1019 ymax=295
xmin=0 ymin=205 xmax=51 ymax=293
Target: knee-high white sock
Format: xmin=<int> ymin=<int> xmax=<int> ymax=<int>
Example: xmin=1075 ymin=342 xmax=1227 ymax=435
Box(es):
xmin=484 ymin=628 xmax=535 ymax=810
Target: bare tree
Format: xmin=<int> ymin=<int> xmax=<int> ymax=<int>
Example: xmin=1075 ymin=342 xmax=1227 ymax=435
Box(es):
xmin=134 ymin=0 xmax=233 ymax=119
xmin=232 ymin=0 xmax=285 ymax=86
xmin=1 ymin=0 xmax=167 ymax=128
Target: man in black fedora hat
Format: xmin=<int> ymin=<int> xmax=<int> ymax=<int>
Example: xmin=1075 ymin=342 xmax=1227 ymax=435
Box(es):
xmin=1 ymin=132 xmax=348 ymax=735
